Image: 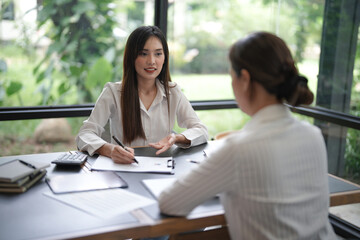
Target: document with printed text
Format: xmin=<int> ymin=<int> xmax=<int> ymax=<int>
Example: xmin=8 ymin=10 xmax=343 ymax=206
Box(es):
xmin=44 ymin=188 xmax=156 ymax=219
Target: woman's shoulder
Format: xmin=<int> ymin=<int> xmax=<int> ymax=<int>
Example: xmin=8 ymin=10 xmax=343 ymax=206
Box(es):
xmin=102 ymin=81 xmax=122 ymax=94
xmin=168 ymin=81 xmax=182 ymax=93
xmin=297 ymin=118 xmax=323 ymax=136
xmin=95 ymin=82 xmax=122 ymax=102
xmin=104 ymin=81 xmax=121 ymax=89
xmin=169 ymin=81 xmax=179 ymax=88
xmin=169 ymin=82 xmax=189 ymax=102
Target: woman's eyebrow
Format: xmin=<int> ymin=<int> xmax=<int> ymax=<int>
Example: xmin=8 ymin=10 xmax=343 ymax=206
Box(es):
xmin=142 ymin=48 xmax=163 ymax=51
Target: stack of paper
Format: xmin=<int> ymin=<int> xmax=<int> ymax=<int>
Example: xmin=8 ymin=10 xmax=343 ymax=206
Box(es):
xmin=0 ymin=159 xmax=49 ymax=193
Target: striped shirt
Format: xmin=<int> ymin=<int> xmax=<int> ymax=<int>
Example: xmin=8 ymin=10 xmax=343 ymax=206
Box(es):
xmin=159 ymin=104 xmax=336 ymax=240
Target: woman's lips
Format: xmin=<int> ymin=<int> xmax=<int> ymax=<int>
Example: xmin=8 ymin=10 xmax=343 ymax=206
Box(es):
xmin=145 ymin=68 xmax=156 ymax=73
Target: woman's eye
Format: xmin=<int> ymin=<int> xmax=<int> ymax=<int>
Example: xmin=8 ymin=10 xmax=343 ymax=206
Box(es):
xmin=156 ymin=52 xmax=163 ymax=56
xmin=140 ymin=52 xmax=147 ymax=56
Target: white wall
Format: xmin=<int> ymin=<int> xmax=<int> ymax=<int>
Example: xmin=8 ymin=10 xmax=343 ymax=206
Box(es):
xmin=0 ymin=0 xmax=39 ymax=42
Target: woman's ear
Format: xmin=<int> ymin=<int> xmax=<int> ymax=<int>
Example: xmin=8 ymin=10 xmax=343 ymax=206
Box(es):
xmin=240 ymin=69 xmax=251 ymax=92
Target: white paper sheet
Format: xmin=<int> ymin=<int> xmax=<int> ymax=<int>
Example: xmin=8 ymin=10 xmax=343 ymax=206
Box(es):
xmin=142 ymin=178 xmax=177 ymax=199
xmin=142 ymin=178 xmax=220 ymax=200
xmin=203 ymin=139 xmax=225 ymax=159
xmin=44 ymin=188 xmax=156 ymax=219
xmin=91 ymin=155 xmax=174 ymax=174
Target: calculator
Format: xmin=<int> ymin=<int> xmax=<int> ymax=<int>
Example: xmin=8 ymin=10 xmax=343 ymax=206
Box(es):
xmin=51 ymin=151 xmax=88 ymax=166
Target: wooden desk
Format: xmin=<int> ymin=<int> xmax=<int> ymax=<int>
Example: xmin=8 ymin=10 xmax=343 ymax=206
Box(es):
xmin=0 ymin=141 xmax=359 ymax=240
xmin=0 ymin=142 xmax=225 ymax=240
xmin=329 ymin=174 xmax=360 ymax=207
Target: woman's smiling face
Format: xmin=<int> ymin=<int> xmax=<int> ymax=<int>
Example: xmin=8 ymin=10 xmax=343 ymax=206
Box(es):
xmin=135 ymin=36 xmax=165 ymax=82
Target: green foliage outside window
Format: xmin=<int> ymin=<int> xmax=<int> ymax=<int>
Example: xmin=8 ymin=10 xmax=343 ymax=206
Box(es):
xmin=34 ymin=0 xmax=120 ymax=104
xmin=345 ymin=36 xmax=360 ymax=182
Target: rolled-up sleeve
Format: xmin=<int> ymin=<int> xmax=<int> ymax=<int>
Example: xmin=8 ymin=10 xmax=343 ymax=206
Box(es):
xmin=174 ymin=86 xmax=208 ymax=148
xmin=76 ymin=84 xmax=115 ymax=155
xmin=159 ymin=143 xmax=235 ymax=216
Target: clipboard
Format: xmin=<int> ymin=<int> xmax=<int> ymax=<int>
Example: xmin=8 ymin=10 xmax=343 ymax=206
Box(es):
xmin=46 ymin=171 xmax=128 ymax=194
xmin=91 ymin=155 xmax=175 ymax=174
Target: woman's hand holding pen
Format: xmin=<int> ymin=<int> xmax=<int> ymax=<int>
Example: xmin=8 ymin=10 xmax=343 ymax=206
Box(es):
xmin=97 ymin=142 xmax=135 ymax=164
xmin=110 ymin=145 xmax=136 ymax=164
xmin=111 ymin=136 xmax=139 ymax=164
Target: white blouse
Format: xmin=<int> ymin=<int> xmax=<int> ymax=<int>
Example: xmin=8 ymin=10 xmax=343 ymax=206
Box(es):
xmin=159 ymin=104 xmax=336 ymax=240
xmin=76 ymin=80 xmax=208 ymax=155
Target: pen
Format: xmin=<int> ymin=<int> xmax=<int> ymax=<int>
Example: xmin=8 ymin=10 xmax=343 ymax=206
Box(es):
xmin=186 ymin=159 xmax=201 ymax=164
xmin=19 ymin=159 xmax=37 ymax=169
xmin=112 ymin=136 xmax=139 ymax=164
xmin=203 ymin=150 xmax=207 ymax=157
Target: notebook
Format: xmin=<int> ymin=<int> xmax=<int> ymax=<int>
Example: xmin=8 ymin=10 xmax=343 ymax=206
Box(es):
xmin=0 ymin=169 xmax=47 ymax=193
xmin=0 ymin=159 xmax=49 ymax=183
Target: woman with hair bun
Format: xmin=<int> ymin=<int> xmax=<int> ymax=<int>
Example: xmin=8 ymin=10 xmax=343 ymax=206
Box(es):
xmin=159 ymin=32 xmax=336 ymax=239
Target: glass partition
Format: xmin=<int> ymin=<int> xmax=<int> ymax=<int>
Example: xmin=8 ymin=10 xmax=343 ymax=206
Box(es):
xmin=0 ymin=0 xmax=154 ymax=155
xmin=167 ymin=0 xmax=359 ymax=183
xmin=0 ymin=0 xmax=154 ymax=107
xmin=0 ymin=0 xmax=359 ymax=185
xmin=167 ymin=0 xmax=324 ymax=102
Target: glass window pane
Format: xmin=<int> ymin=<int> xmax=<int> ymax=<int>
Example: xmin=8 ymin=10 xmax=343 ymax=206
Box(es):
xmin=167 ymin=0 xmax=324 ymax=102
xmin=0 ymin=117 xmax=82 ymax=155
xmin=351 ymin=26 xmax=360 ymax=118
xmin=168 ymin=0 xmax=359 ymax=185
xmin=0 ymin=0 xmax=154 ymax=107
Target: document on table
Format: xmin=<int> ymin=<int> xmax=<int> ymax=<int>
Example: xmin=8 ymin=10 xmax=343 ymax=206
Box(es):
xmin=44 ymin=188 xmax=156 ymax=219
xmin=142 ymin=178 xmax=220 ymax=200
xmin=142 ymin=178 xmax=177 ymax=199
xmin=91 ymin=155 xmax=174 ymax=174
xmin=203 ymin=139 xmax=226 ymax=159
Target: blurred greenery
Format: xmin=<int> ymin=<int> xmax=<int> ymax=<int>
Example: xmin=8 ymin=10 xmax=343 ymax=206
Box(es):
xmin=345 ymin=128 xmax=360 ymax=181
xmin=262 ymin=0 xmax=324 ymax=62
xmin=168 ymin=0 xmax=323 ymax=73
xmin=34 ymin=0 xmax=121 ymax=104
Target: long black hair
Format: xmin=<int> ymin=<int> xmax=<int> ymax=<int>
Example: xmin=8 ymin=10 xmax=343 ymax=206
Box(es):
xmin=121 ymin=26 xmax=171 ymax=144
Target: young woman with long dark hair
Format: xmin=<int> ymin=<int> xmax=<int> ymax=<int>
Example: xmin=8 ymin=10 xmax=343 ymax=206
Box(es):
xmin=76 ymin=26 xmax=208 ymax=164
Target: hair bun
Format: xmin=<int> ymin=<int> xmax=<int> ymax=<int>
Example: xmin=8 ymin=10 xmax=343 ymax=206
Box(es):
xmin=285 ymin=75 xmax=314 ymax=106
xmin=298 ymin=76 xmax=308 ymax=86
xmin=277 ymin=74 xmax=298 ymax=99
